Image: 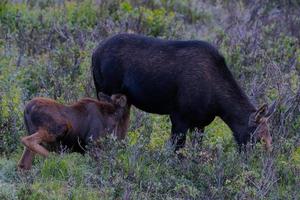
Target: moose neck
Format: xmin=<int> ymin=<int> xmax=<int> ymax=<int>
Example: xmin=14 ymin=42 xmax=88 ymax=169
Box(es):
xmin=218 ymin=86 xmax=256 ymax=145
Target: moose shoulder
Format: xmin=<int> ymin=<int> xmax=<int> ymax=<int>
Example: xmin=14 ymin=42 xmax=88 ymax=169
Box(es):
xmin=92 ymin=33 xmax=275 ymax=151
xmin=18 ymin=94 xmax=129 ymax=170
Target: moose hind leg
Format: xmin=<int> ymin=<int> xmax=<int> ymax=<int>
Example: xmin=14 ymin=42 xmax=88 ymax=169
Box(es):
xmin=170 ymin=113 xmax=189 ymax=151
xmin=21 ymin=130 xmax=55 ymax=157
xmin=18 ymin=147 xmax=35 ymax=170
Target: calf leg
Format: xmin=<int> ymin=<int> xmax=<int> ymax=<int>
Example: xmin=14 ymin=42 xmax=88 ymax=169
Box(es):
xmin=18 ymin=147 xmax=35 ymax=170
xmin=170 ymin=113 xmax=189 ymax=151
xmin=21 ymin=130 xmax=55 ymax=157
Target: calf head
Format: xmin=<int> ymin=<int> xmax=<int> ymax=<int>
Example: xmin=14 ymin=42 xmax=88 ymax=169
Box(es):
xmin=98 ymin=92 xmax=128 ymax=108
xmin=111 ymin=94 xmax=127 ymax=107
xmin=111 ymin=94 xmax=128 ymax=119
xmin=98 ymin=92 xmax=128 ymax=118
xmin=248 ymin=101 xmax=276 ymax=151
xmin=100 ymin=93 xmax=130 ymax=139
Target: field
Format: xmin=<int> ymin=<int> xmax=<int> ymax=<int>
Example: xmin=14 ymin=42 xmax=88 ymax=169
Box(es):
xmin=0 ymin=0 xmax=300 ymax=199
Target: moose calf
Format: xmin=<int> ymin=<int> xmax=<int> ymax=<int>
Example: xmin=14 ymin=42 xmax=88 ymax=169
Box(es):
xmin=18 ymin=94 xmax=129 ymax=170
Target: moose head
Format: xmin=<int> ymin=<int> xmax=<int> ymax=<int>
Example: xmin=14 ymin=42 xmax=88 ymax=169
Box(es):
xmin=248 ymin=101 xmax=276 ymax=151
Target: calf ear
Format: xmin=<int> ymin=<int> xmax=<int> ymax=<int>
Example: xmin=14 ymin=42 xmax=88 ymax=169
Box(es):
xmin=98 ymin=92 xmax=112 ymax=103
xmin=249 ymin=101 xmax=277 ymax=126
xmin=114 ymin=95 xmax=127 ymax=107
xmin=265 ymin=100 xmax=276 ymax=119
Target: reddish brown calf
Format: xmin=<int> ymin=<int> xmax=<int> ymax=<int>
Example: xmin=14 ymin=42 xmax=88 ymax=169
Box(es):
xmin=18 ymin=94 xmax=130 ymax=170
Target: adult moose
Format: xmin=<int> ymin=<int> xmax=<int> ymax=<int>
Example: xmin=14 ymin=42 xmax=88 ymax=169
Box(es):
xmin=18 ymin=94 xmax=129 ymax=170
xmin=92 ymin=33 xmax=275 ymax=151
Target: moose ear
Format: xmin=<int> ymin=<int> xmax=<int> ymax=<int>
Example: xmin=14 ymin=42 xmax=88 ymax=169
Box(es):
xmin=113 ymin=95 xmax=127 ymax=107
xmin=254 ymin=104 xmax=268 ymax=122
xmin=98 ymin=92 xmax=112 ymax=103
xmin=265 ymin=100 xmax=276 ymax=119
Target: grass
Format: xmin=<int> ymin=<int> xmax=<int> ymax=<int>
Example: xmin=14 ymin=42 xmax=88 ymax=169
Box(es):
xmin=0 ymin=116 xmax=299 ymax=199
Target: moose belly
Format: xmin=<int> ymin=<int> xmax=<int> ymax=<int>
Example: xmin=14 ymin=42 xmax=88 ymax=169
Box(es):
xmin=123 ymin=72 xmax=177 ymax=114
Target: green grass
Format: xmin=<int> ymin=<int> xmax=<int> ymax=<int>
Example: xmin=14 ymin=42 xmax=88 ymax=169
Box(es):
xmin=0 ymin=117 xmax=298 ymax=199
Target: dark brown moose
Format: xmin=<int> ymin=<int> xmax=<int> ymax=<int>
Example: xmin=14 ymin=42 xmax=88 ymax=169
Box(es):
xmin=18 ymin=94 xmax=130 ymax=170
xmin=92 ymin=33 xmax=275 ymax=151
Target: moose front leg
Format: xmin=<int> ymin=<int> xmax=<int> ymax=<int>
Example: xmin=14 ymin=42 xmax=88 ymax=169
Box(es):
xmin=21 ymin=130 xmax=55 ymax=157
xmin=170 ymin=113 xmax=189 ymax=151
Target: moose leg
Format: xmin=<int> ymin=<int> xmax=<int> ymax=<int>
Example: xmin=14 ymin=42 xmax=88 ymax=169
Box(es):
xmin=18 ymin=147 xmax=35 ymax=170
xmin=170 ymin=113 xmax=189 ymax=151
xmin=21 ymin=130 xmax=55 ymax=157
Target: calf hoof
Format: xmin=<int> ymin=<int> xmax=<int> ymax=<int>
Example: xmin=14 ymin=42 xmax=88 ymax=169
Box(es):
xmin=17 ymin=163 xmax=31 ymax=171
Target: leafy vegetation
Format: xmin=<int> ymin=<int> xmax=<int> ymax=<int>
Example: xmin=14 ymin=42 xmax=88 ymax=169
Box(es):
xmin=0 ymin=0 xmax=299 ymax=199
